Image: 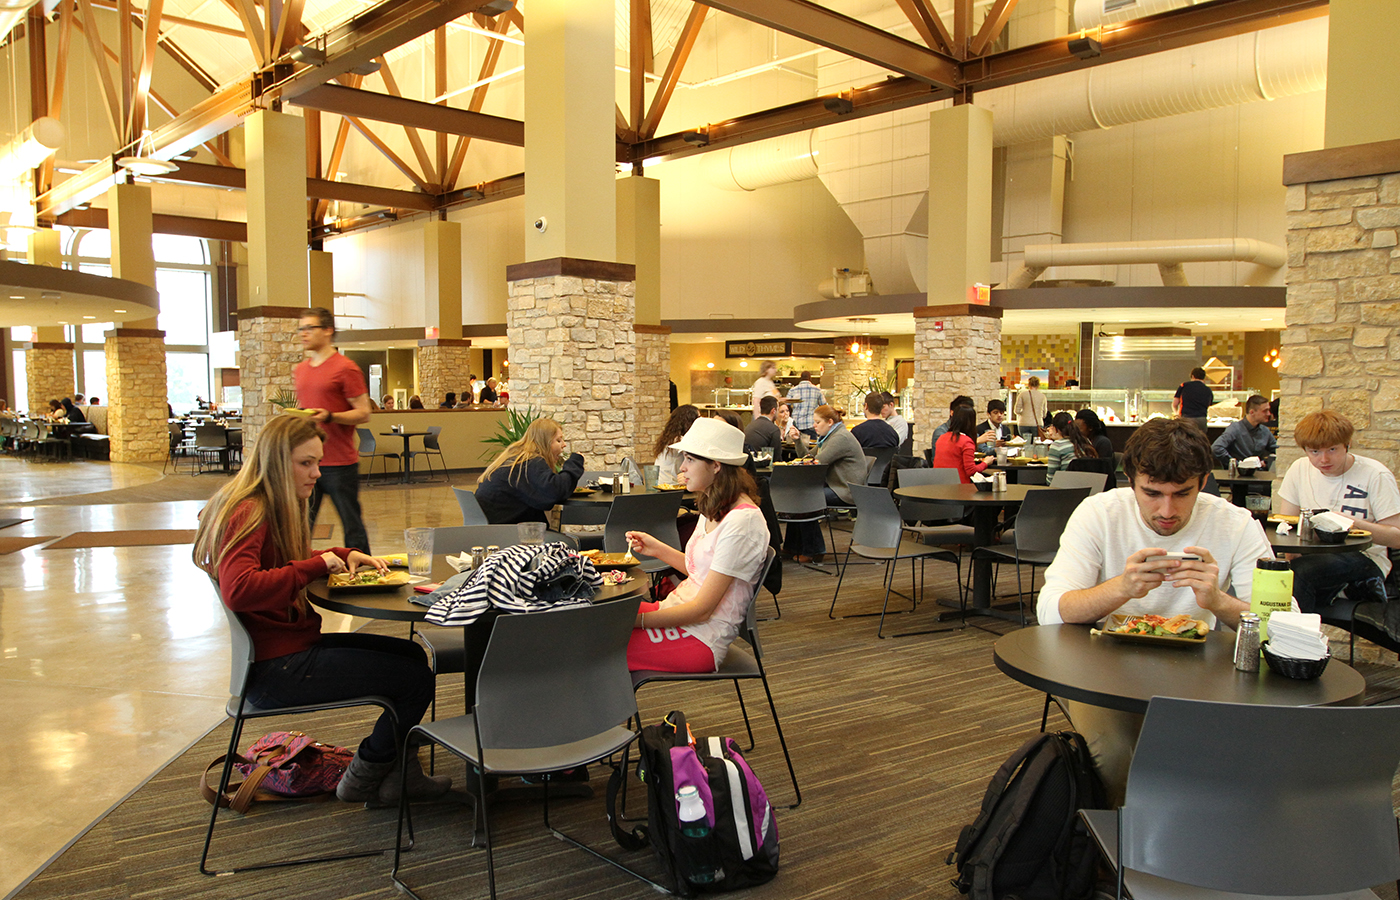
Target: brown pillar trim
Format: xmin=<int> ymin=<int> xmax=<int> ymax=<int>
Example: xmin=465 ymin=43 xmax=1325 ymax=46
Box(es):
xmin=633 ymin=323 xmax=672 ymax=335
xmin=506 ymin=257 xmax=637 ymax=282
xmin=417 ymin=338 xmax=473 ymax=348
xmin=24 ymin=342 xmax=75 ymax=351
xmin=103 ymin=328 xmax=166 ymax=339
xmin=235 ymin=305 xmax=310 ymax=320
xmin=1282 ymin=138 xmax=1400 ymax=185
xmin=912 ymin=304 xmax=1004 ymax=319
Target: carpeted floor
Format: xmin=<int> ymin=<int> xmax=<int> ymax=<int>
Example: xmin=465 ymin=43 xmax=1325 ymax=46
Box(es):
xmin=11 ymin=547 xmax=1400 ymax=900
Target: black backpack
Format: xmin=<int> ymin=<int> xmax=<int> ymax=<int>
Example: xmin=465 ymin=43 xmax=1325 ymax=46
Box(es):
xmin=608 ymin=711 xmax=779 ymax=896
xmin=948 ymin=730 xmax=1106 ymax=900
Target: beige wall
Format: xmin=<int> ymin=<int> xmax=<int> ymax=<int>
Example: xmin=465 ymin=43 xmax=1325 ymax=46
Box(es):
xmin=1324 ymin=0 xmax=1400 ymax=149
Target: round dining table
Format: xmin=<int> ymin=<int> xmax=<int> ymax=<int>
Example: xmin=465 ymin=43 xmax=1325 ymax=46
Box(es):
xmin=1211 ymin=467 xmax=1277 ymax=507
xmin=993 ymin=624 xmax=1366 ymax=715
xmin=1268 ymin=529 xmax=1372 ymax=556
xmin=378 ymin=431 xmax=430 ymax=484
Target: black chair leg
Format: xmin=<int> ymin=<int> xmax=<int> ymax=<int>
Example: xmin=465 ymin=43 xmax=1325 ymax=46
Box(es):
xmin=732 ymin=681 xmax=756 ymax=751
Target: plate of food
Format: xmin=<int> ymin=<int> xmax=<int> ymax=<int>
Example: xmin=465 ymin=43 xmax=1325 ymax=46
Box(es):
xmin=572 ymin=487 xmax=598 ymax=496
xmin=327 ymin=570 xmax=427 ymax=592
xmin=579 ymin=549 xmax=642 ymax=569
xmin=1091 ymin=613 xmax=1209 ymax=646
xmin=656 ymin=483 xmax=687 ymax=491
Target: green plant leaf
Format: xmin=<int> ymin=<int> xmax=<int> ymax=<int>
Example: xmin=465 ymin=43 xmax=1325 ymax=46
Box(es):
xmin=480 ymin=405 xmax=541 ymax=460
xmin=268 ymin=388 xmax=299 ymax=409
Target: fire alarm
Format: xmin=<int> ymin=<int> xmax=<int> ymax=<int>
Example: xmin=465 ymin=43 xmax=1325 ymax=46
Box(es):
xmin=935 ymin=321 xmax=944 ymax=332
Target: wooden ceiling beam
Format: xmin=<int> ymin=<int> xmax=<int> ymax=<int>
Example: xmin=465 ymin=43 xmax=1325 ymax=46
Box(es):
xmin=969 ymin=0 xmax=1018 ymax=57
xmin=629 ymin=0 xmax=649 ymax=132
xmin=128 ymin=0 xmax=165 ymax=140
xmin=292 ymin=83 xmax=524 ymax=146
xmin=893 ymin=0 xmax=952 ymax=55
xmin=75 ymin=0 xmax=124 ymax=141
xmin=272 ymin=0 xmax=306 ymax=58
xmin=640 ymin=1 xmax=704 ymax=140
xmin=374 ymin=57 xmax=437 ymax=186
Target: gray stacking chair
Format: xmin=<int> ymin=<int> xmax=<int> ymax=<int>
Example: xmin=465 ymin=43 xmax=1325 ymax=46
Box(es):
xmin=391 ymin=598 xmax=655 ymax=900
xmin=201 ymin=596 xmax=403 ymax=876
xmin=357 ymin=427 xmax=401 ymax=483
xmin=972 ymin=486 xmax=1089 ymax=625
xmin=451 ymin=486 xmax=489 ymax=525
xmin=830 ymin=484 xmax=965 ymax=638
xmin=768 ymin=462 xmax=840 ymax=574
xmin=863 ymin=445 xmax=898 ymax=487
xmin=1082 ymin=696 xmax=1400 ymax=900
xmin=408 ymin=425 xmax=446 ymax=482
xmin=1046 ymin=470 xmax=1109 ymax=496
xmin=602 ymin=491 xmax=683 ymax=576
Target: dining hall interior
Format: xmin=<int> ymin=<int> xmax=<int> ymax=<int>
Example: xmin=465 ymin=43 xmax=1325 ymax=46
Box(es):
xmin=3 ymin=0 xmax=1400 ymax=896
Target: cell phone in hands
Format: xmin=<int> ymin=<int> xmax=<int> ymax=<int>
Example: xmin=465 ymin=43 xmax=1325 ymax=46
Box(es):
xmin=1161 ymin=551 xmax=1203 ymax=561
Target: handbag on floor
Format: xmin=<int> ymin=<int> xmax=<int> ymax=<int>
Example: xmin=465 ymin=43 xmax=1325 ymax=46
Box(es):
xmin=607 ymin=710 xmax=779 ymax=896
xmin=200 ymin=731 xmax=353 ymax=814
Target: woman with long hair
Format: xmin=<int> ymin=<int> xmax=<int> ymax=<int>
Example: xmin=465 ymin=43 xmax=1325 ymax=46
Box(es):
xmin=932 ymin=405 xmax=993 ymax=483
xmin=1075 ymin=408 xmax=1114 ymax=461
xmin=624 ymin=419 xmax=768 ymax=673
xmin=653 ymin=404 xmax=700 ymax=486
xmin=1045 ymin=411 xmax=1096 ymax=484
xmin=192 ymin=414 xmax=448 ymax=804
xmin=474 ymin=417 xmax=585 ymax=523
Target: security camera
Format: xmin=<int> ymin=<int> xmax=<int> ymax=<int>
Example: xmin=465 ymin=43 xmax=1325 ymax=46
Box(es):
xmin=534 ymin=217 xmax=547 ymax=233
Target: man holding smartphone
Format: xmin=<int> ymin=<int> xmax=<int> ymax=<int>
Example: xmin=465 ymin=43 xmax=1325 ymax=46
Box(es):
xmin=1036 ymin=419 xmax=1273 ymax=800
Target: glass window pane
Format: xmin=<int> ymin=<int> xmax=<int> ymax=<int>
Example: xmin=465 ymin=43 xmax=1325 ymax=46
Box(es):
xmin=83 ymin=350 xmax=108 ymax=401
xmin=74 ymin=229 xmax=110 ymax=261
xmin=10 ymin=326 xmax=33 ymax=342
xmin=81 ymin=323 xmax=113 ymax=344
xmin=152 ymin=234 xmax=207 ymax=265
xmin=157 ymin=269 xmax=210 ymax=346
xmin=79 ymin=263 xmax=111 ymax=278
xmin=11 ymin=350 xmax=26 ymax=413
xmin=167 ymin=352 xmax=210 ymax=411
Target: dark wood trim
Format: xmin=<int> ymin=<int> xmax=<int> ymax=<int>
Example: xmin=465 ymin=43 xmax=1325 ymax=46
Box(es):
xmin=25 ymin=342 xmax=75 ymax=351
xmin=417 ymin=338 xmax=472 ymax=347
xmin=234 ymin=306 xmax=311 ymax=320
xmin=633 ymin=323 xmax=672 ymax=335
xmin=505 ymin=258 xmax=637 ymax=282
xmin=831 ymin=335 xmax=892 ymax=345
xmin=104 ymin=328 xmax=166 ymax=339
xmin=1282 ymin=138 xmax=1400 ymax=186
xmin=1124 ymin=326 xmax=1191 ymax=336
xmin=912 ymin=304 xmax=1003 ymax=319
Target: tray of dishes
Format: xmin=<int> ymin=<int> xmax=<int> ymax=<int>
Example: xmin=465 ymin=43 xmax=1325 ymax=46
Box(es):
xmin=327 ymin=571 xmax=429 ymax=592
xmin=1090 ymin=613 xmax=1209 ymax=646
xmin=579 ymin=550 xmax=642 ymax=569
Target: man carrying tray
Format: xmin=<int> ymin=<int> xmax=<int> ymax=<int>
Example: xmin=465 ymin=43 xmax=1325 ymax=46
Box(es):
xmin=1036 ymin=418 xmax=1273 ymax=799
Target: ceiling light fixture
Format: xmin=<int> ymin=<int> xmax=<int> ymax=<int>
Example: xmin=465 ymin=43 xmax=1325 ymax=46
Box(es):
xmin=116 ymin=129 xmax=177 ymax=177
xmin=0 ymin=116 xmax=65 ymax=181
xmin=823 ymin=95 xmax=854 ymax=115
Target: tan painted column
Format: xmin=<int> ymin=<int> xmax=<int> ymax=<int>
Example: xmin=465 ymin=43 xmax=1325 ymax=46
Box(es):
xmin=523 ymin=0 xmax=615 ymax=262
xmin=246 ymin=109 xmax=309 ymax=308
xmin=617 ymin=176 xmax=661 ymax=325
xmin=927 ymin=104 xmax=993 ymax=304
xmin=1324 ymin=0 xmax=1400 ymax=149
xmin=309 ymin=250 xmax=334 ymax=310
xmin=24 ymin=230 xmax=73 ymax=413
xmin=104 ymin=182 xmax=167 ymax=462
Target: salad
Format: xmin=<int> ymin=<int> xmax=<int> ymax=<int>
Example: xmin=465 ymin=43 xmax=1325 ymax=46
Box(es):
xmin=1109 ymin=613 xmax=1206 ymax=639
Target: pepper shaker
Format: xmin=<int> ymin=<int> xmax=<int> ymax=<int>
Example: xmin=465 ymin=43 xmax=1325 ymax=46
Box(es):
xmin=1234 ymin=612 xmax=1261 ymax=672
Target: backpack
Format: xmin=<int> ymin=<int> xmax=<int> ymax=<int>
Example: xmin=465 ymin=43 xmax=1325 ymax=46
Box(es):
xmin=948 ymin=730 xmax=1106 ymax=900
xmin=607 ymin=711 xmax=779 ymax=896
xmin=200 ymin=731 xmax=353 ymax=814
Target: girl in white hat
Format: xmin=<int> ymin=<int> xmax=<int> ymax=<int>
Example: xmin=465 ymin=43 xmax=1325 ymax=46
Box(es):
xmin=626 ymin=418 xmax=769 ymax=673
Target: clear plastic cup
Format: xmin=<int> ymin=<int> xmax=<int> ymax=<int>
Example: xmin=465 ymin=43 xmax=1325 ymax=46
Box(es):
xmin=517 ymin=521 xmax=546 ymax=545
xmin=404 ymin=527 xmax=433 ymax=576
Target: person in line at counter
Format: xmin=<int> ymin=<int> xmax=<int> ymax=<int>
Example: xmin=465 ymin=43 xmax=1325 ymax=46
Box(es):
xmin=930 ymin=395 xmax=974 ymax=444
xmin=1211 ymin=394 xmax=1277 ymax=468
xmin=1014 ymin=376 xmax=1046 ymax=441
xmin=880 ymin=392 xmax=909 ymax=445
xmin=932 ymin=406 xmax=992 ymax=484
xmin=1044 ymin=411 xmax=1097 ymax=485
xmin=1074 ymin=409 xmax=1114 ymax=462
xmin=749 ymin=360 xmax=780 ymax=418
xmin=654 ymin=405 xmax=701 ymax=486
xmin=851 ymin=392 xmax=899 ymax=449
xmin=475 ymin=417 xmax=585 ymax=524
xmin=786 ymin=371 xmax=826 ymax=439
xmin=478 ymin=378 xmax=499 ymax=405
xmin=744 ymin=396 xmax=783 ymax=455
xmin=977 ymin=400 xmax=1010 ymax=454
xmin=1172 ymin=367 xmax=1214 ymax=433
xmin=1276 ymin=410 xmax=1400 ymax=612
xmin=1037 ymin=418 xmax=1273 ymax=799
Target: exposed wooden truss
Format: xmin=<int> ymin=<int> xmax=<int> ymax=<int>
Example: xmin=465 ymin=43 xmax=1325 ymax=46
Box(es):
xmin=640 ymin=2 xmax=705 ymax=141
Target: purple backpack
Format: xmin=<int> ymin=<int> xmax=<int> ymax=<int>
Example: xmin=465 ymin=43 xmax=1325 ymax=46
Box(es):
xmin=608 ymin=711 xmax=779 ymax=896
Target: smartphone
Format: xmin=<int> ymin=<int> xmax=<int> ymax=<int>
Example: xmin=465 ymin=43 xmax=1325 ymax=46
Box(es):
xmin=1161 ymin=551 xmax=1202 ymax=561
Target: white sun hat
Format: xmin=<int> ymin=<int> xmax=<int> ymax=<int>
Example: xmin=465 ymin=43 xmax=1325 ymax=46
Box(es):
xmin=669 ymin=417 xmax=749 ymax=467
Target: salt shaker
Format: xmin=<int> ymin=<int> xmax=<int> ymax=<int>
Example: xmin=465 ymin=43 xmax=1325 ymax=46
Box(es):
xmin=1229 ymin=458 xmax=1238 ymax=477
xmin=994 ymin=471 xmax=1007 ymax=492
xmin=1234 ymin=612 xmax=1261 ymax=672
xmin=469 ymin=545 xmax=485 ymax=569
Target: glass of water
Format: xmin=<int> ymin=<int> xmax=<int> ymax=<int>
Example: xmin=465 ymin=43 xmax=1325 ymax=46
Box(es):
xmin=404 ymin=527 xmax=433 ymax=576
xmin=517 ymin=521 xmax=546 ymax=545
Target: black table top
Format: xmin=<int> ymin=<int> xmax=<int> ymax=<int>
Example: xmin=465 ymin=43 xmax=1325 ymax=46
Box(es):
xmin=308 ymin=556 xmax=648 ymax=621
xmin=1211 ymin=468 xmax=1277 ymax=485
xmin=994 ymin=624 xmax=1366 ymax=715
xmin=894 ymin=482 xmax=1050 ymax=505
xmin=563 ymin=486 xmax=696 ymax=506
xmin=1268 ymin=530 xmax=1373 ymax=555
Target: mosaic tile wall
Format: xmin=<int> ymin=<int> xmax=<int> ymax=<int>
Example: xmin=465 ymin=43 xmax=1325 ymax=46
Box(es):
xmin=1001 ymin=333 xmax=1079 ymax=386
xmin=1199 ymin=333 xmax=1247 ymax=389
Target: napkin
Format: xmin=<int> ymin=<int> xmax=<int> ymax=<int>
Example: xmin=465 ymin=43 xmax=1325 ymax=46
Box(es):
xmin=1239 ymin=456 xmax=1262 ymax=468
xmin=971 ymin=472 xmax=992 ymax=483
xmin=445 ymin=553 xmax=471 ymax=572
xmin=1311 ymin=511 xmax=1354 ymax=533
xmin=1275 ymin=520 xmax=1292 ymax=535
xmin=1266 ymin=611 xmax=1330 ymax=660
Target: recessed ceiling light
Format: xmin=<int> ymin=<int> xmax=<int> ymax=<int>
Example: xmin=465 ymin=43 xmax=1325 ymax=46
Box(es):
xmin=82 ymin=315 xmax=95 ymax=319
xmin=113 ymin=309 xmax=126 ymax=313
xmin=9 ymin=295 xmax=23 ymax=299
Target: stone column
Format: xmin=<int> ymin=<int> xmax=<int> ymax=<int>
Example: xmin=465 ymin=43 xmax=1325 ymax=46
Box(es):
xmin=106 ymin=182 xmax=167 ymax=462
xmin=236 ymin=307 xmax=306 ymax=449
xmin=506 ymin=258 xmax=636 ymax=466
xmin=634 ymin=324 xmax=671 ymax=464
xmin=911 ymin=305 xmax=1004 ymax=453
xmin=417 ymin=338 xmax=472 ymax=408
xmin=25 ymin=341 xmax=75 ymax=414
xmin=828 ymin=336 xmax=889 ymax=415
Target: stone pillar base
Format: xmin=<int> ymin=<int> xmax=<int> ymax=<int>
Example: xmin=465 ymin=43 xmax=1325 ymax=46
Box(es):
xmin=634 ymin=325 xmax=672 ymax=463
xmin=237 ymin=306 xmax=308 ymax=449
xmin=105 ymin=329 xmax=168 ymax=463
xmin=506 ymin=258 xmax=637 ymax=466
xmin=828 ymin=336 xmax=889 ymax=417
xmin=24 ymin=342 xmax=75 ymax=416
xmin=417 ymin=339 xmax=473 ymax=407
xmin=912 ymin=305 xmax=1003 ymax=453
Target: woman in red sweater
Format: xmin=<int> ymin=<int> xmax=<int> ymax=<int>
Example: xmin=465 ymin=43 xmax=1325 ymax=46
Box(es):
xmin=193 ymin=414 xmax=448 ymax=805
xmin=932 ymin=406 xmax=994 ymax=483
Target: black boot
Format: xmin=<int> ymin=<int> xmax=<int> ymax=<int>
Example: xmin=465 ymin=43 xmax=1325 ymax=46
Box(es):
xmin=336 ymin=751 xmax=395 ymax=803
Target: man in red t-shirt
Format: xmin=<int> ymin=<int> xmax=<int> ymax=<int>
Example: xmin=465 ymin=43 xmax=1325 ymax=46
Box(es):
xmin=294 ymin=307 xmax=372 ymax=552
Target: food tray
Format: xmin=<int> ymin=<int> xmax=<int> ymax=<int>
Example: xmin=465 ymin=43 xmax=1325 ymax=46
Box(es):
xmin=580 ymin=552 xmax=642 ymax=569
xmin=327 ymin=574 xmax=428 ymax=593
xmin=1090 ymin=613 xmax=1208 ymax=647
xmin=571 ymin=488 xmax=598 ymax=496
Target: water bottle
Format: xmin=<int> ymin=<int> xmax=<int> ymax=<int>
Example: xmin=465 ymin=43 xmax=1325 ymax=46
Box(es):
xmin=1250 ymin=556 xmax=1294 ymax=642
xmin=676 ymin=785 xmax=718 ymax=884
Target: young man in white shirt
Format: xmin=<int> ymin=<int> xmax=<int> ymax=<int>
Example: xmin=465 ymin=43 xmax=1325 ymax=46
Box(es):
xmin=1276 ymin=410 xmax=1400 ymax=611
xmin=1037 ymin=418 xmax=1272 ymax=799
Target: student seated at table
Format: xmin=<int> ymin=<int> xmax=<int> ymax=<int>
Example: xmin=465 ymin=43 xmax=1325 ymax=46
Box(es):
xmin=932 ymin=405 xmax=993 ymax=483
xmin=61 ymin=397 xmax=87 ymax=423
xmin=1211 ymin=394 xmax=1277 ymax=468
xmin=850 ymin=392 xmax=899 ymax=449
xmin=1276 ymin=410 xmax=1400 ymax=612
xmin=744 ymin=396 xmax=784 ymax=454
xmin=475 ymin=417 xmax=585 ymax=524
xmin=192 ymin=414 xmax=449 ymax=805
xmin=1036 ymin=418 xmax=1273 ymax=800
xmin=654 ymin=405 xmax=700 ymax=486
xmin=774 ymin=400 xmax=805 ymax=456
xmin=1044 ymin=411 xmax=1096 ymax=484
xmin=1074 ymin=408 xmax=1114 ymax=462
xmin=624 ymin=418 xmax=768 ymax=674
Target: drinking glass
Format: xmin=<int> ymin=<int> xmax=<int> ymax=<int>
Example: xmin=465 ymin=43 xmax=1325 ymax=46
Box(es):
xmin=404 ymin=527 xmax=433 ymax=576
xmin=517 ymin=521 xmax=546 ymax=545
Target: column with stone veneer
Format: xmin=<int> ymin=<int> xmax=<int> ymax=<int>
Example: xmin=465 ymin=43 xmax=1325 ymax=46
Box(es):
xmin=25 ymin=342 xmax=75 ymax=415
xmin=506 ymin=258 xmax=636 ymax=467
xmin=105 ymin=328 xmax=168 ymax=462
xmin=236 ymin=306 xmax=306 ymax=450
xmin=417 ymin=339 xmax=472 ymax=407
xmin=911 ymin=305 xmax=1003 ymax=453
xmin=634 ymin=324 xmax=671 ymax=464
xmin=827 ymin=336 xmax=889 ymax=416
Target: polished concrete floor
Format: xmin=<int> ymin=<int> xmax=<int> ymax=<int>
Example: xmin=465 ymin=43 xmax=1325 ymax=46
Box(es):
xmin=0 ymin=456 xmax=469 ymax=898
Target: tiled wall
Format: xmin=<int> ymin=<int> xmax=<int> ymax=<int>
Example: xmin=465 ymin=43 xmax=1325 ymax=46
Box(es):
xmin=1001 ymin=333 xmax=1078 ymax=386
xmin=1199 ymin=333 xmax=1248 ymax=389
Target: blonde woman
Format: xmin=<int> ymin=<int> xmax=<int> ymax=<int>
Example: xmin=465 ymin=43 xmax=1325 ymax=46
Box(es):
xmin=474 ymin=417 xmax=585 ymax=523
xmin=192 ymin=414 xmax=448 ymax=805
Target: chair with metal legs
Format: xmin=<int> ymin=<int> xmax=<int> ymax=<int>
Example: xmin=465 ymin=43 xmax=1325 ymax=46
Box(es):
xmin=200 ymin=598 xmax=406 ymax=876
xmin=451 ymin=486 xmax=489 ymax=525
xmin=602 ymin=491 xmax=683 ymax=578
xmin=972 ymin=486 xmax=1090 ymax=625
xmin=357 ymin=428 xmax=401 ymax=483
xmin=769 ymin=463 xmax=840 ymax=574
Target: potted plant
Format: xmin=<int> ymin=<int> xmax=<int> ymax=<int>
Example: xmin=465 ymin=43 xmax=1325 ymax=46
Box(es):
xmin=480 ymin=405 xmax=541 ymax=461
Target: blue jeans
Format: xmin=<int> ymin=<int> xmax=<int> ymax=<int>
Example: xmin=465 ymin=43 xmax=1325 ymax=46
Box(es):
xmin=309 ymin=463 xmax=370 ymax=553
xmin=248 ymin=633 xmax=435 ymax=763
xmin=1290 ymin=551 xmax=1387 ymax=613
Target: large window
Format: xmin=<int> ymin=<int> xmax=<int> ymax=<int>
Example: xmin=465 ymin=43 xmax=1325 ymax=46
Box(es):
xmin=166 ymin=353 xmax=211 ymax=410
